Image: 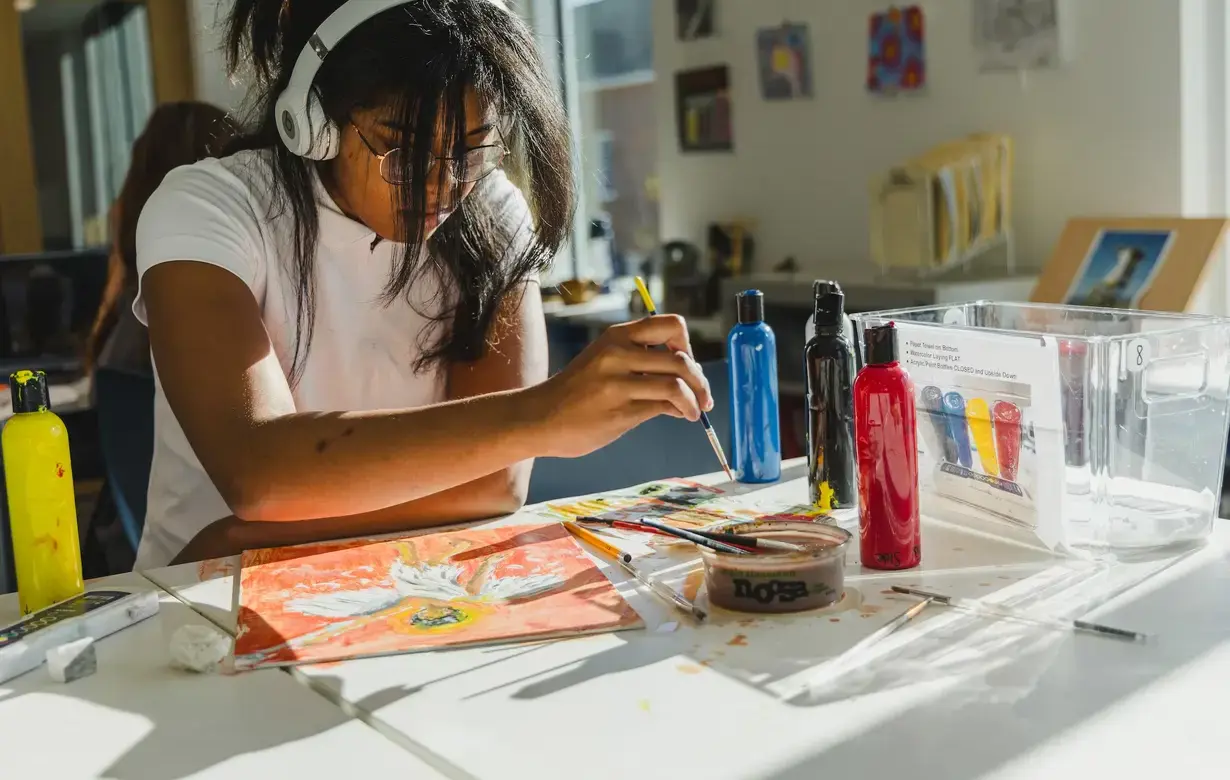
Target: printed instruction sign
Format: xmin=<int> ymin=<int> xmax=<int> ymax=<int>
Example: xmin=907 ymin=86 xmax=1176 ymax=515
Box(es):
xmin=893 ymin=322 xmax=1065 ymax=550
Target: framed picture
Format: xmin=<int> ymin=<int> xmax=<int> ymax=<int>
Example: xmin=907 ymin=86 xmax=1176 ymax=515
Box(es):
xmin=756 ymin=22 xmax=812 ymax=100
xmin=1032 ymin=218 xmax=1230 ymax=312
xmin=675 ymin=65 xmax=732 ymax=152
xmin=676 ymin=0 xmax=715 ymax=41
xmin=868 ymin=5 xmax=926 ymax=94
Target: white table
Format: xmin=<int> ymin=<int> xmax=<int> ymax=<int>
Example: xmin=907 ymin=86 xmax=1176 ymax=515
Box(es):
xmin=0 ymin=573 xmax=447 ymax=778
xmin=144 ymin=472 xmax=1230 ymax=779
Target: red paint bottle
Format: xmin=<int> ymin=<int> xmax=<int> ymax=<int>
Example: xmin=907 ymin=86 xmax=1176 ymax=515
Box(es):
xmin=854 ymin=324 xmax=921 ymax=570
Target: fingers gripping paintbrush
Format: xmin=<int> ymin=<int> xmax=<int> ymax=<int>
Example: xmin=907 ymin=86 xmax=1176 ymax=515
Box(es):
xmin=632 ymin=276 xmax=734 ymax=481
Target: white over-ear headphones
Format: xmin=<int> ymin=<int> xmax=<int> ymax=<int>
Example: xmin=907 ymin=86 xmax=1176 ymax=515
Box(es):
xmin=274 ymin=0 xmax=509 ymax=161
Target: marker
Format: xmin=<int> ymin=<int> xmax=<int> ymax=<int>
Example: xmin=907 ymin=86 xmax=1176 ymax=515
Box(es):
xmin=633 ymin=277 xmax=735 ymax=482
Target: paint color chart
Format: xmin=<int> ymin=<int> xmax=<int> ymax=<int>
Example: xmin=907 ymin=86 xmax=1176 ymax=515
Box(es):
xmin=892 ymin=322 xmax=1064 ymax=549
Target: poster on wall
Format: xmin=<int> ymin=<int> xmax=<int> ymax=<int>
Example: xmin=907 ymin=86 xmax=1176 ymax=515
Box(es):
xmin=867 ymin=5 xmax=926 ymax=94
xmin=676 ymin=0 xmax=715 ymax=40
xmin=675 ymin=65 xmax=733 ymax=152
xmin=973 ymin=0 xmax=1063 ymax=71
xmin=756 ymin=22 xmax=812 ymax=100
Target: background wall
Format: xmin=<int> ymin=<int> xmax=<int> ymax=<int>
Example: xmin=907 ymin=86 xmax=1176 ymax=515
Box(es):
xmin=652 ymin=0 xmax=1224 ymax=293
xmin=189 ymin=0 xmax=244 ymax=112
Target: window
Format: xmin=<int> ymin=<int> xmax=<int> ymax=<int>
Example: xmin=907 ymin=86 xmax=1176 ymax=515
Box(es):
xmin=528 ymin=0 xmax=660 ymax=283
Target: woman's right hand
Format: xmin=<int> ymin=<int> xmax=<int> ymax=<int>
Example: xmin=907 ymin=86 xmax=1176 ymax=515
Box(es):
xmin=527 ymin=315 xmax=714 ymax=458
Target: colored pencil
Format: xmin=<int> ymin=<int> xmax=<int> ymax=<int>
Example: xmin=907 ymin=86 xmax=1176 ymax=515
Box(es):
xmin=562 ymin=522 xmax=706 ymax=622
xmin=638 ymin=518 xmax=753 ymax=555
xmin=633 ymin=276 xmax=735 ymax=482
xmin=890 ymin=586 xmax=1148 ymax=642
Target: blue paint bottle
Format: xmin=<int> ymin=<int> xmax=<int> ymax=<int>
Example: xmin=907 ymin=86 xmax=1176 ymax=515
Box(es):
xmin=727 ymin=290 xmax=781 ymax=483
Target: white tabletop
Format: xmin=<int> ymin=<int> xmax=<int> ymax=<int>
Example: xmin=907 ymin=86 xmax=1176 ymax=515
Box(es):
xmin=0 ymin=573 xmax=446 ymax=778
xmin=142 ymin=472 xmax=1230 ymax=779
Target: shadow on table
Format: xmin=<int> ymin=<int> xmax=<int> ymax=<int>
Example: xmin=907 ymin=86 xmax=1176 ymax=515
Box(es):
xmin=762 ymin=544 xmax=1230 ymax=779
xmin=67 ymin=601 xmax=386 ymax=780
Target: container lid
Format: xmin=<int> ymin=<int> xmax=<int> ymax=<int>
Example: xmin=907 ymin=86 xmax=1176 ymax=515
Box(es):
xmin=736 ymin=289 xmax=765 ymax=324
xmin=10 ymin=370 xmax=50 ymax=413
xmin=812 ymin=280 xmax=845 ymax=328
xmin=863 ymin=323 xmax=898 ymax=365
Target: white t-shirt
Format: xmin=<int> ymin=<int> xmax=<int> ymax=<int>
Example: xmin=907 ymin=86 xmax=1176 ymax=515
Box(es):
xmin=132 ymin=148 xmax=531 ymax=568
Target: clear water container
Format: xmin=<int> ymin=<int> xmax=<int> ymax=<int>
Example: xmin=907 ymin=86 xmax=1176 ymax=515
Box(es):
xmin=850 ymin=302 xmax=1230 ymax=554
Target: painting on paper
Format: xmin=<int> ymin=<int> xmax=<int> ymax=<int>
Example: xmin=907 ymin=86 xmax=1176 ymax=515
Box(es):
xmin=232 ymin=524 xmax=643 ymax=670
xmin=541 ymin=479 xmax=729 ymax=527
xmin=868 ymin=6 xmax=926 ymax=93
xmin=973 ymin=0 xmax=1062 ymax=71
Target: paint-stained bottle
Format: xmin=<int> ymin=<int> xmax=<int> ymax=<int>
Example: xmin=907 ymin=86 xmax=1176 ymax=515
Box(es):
xmin=804 ymin=281 xmax=856 ymax=511
xmin=3 ymin=370 xmax=84 ymax=614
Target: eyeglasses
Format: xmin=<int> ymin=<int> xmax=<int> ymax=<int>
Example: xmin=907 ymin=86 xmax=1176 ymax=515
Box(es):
xmin=352 ymin=123 xmax=507 ymax=186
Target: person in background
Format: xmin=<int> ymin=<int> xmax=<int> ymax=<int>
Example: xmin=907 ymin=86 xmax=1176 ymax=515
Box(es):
xmin=84 ymin=101 xmax=236 ymax=378
xmin=135 ymin=0 xmax=713 ymax=567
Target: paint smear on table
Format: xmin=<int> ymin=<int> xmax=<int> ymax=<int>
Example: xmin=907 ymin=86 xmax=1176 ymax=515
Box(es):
xmin=232 ymin=523 xmax=642 ymax=671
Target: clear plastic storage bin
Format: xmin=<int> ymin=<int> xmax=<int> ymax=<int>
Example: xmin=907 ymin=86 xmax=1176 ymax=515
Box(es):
xmin=850 ymin=302 xmax=1230 ymax=554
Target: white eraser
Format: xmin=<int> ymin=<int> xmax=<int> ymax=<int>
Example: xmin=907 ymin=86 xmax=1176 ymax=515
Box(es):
xmin=168 ymin=624 xmax=231 ymax=674
xmin=46 ymin=637 xmax=97 ymax=683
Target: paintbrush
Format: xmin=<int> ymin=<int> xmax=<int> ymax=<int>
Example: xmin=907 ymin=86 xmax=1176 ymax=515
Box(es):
xmin=577 ymin=516 xmax=803 ymax=552
xmin=637 ymin=518 xmax=754 ymax=555
xmin=563 ymin=522 xmax=706 ymax=622
xmin=788 ymin=597 xmax=934 ymax=699
xmin=891 ymin=586 xmax=1148 ymax=642
xmin=632 ymin=276 xmax=735 ymax=482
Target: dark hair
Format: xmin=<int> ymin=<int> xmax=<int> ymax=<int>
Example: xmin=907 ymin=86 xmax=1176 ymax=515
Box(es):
xmin=86 ymin=101 xmax=236 ymax=371
xmin=223 ymin=0 xmax=574 ymax=380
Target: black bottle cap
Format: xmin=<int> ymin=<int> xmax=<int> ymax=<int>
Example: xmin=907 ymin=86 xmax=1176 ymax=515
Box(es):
xmin=863 ymin=323 xmax=899 ymax=365
xmin=813 ymin=280 xmax=845 ymax=329
xmin=736 ymin=289 xmax=765 ymax=324
xmin=10 ymin=370 xmax=50 ymax=413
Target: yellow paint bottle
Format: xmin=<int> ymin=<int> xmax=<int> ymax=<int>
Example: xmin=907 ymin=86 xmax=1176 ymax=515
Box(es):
xmin=965 ymin=397 xmax=1000 ymax=478
xmin=3 ymin=370 xmax=83 ymax=615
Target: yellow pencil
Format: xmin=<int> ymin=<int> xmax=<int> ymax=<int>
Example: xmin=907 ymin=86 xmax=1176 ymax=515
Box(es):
xmin=562 ymin=521 xmax=706 ymax=622
xmin=562 ymin=521 xmax=624 ymax=560
xmin=633 ymin=277 xmax=735 ymax=482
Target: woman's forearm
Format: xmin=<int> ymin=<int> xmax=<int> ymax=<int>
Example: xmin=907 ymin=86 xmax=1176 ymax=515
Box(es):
xmin=173 ymin=465 xmax=532 ymax=564
xmin=223 ymin=386 xmax=546 ymax=523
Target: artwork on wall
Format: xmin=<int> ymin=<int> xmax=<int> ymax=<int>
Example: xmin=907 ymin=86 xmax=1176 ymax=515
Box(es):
xmin=675 ymin=65 xmax=733 ymax=152
xmin=756 ymin=22 xmax=812 ymax=100
xmin=973 ymin=0 xmax=1062 ymax=71
xmin=867 ymin=5 xmax=926 ymax=94
xmin=231 ymin=524 xmax=643 ymax=670
xmin=1033 ymin=218 xmax=1230 ymax=312
xmin=676 ymin=0 xmax=715 ymax=41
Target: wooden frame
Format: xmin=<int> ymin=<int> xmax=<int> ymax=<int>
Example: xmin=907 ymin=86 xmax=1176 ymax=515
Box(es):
xmin=1032 ymin=217 xmax=1229 ymax=312
xmin=0 ymin=1 xmax=44 ymax=254
xmin=0 ymin=0 xmax=197 ymax=255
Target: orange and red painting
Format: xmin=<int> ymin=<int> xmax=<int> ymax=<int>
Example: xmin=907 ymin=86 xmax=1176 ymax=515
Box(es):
xmin=233 ymin=523 xmax=643 ymax=670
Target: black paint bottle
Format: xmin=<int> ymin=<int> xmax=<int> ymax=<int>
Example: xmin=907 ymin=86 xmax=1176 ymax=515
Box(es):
xmin=804 ymin=281 xmax=856 ymax=511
